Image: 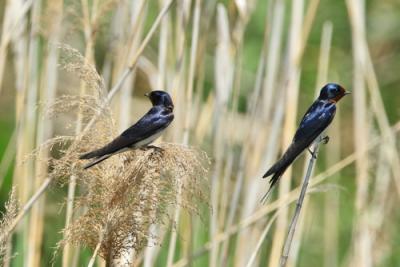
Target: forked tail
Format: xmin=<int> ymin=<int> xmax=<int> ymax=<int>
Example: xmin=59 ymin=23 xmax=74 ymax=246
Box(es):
xmin=82 ymin=154 xmax=111 ymax=169
xmin=261 ymin=144 xmax=300 ymax=203
xmin=260 ymin=167 xmax=288 ymax=204
xmin=79 ymin=148 xmax=103 ymax=160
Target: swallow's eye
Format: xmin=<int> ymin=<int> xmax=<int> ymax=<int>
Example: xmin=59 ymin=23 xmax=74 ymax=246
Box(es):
xmin=331 ymin=88 xmax=339 ymax=94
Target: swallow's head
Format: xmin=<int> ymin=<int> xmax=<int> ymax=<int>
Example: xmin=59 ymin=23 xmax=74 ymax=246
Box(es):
xmin=319 ymin=83 xmax=350 ymax=103
xmin=145 ymin=90 xmax=174 ymax=111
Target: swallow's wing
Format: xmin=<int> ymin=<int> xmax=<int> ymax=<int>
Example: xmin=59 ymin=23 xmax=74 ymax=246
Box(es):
xmin=293 ymin=101 xmax=336 ymax=144
xmin=80 ymin=107 xmax=173 ymax=159
xmin=120 ymin=107 xmax=173 ymax=142
xmin=262 ymin=102 xmax=330 ymax=179
xmin=264 ymin=101 xmax=336 ymax=178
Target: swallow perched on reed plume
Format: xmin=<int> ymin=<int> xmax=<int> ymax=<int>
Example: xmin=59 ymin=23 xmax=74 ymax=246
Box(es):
xmin=261 ymin=83 xmax=350 ymax=202
xmin=80 ymin=90 xmax=174 ymax=169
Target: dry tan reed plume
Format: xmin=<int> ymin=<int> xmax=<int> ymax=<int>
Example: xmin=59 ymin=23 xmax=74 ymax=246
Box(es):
xmin=0 ymin=187 xmax=19 ymax=264
xmin=61 ymin=144 xmax=209 ymax=260
xmin=32 ymin=45 xmax=208 ymax=263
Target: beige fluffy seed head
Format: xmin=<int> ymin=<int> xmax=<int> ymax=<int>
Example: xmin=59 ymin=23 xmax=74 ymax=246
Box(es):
xmin=0 ymin=187 xmax=19 ymax=262
xmin=60 ymin=143 xmax=209 ymax=260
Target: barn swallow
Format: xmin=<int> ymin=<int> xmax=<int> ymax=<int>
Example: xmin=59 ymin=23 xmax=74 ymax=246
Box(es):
xmin=80 ymin=90 xmax=174 ymax=169
xmin=261 ymin=83 xmax=350 ymax=202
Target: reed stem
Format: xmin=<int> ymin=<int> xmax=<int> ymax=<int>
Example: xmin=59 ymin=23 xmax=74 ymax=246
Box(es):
xmin=280 ymin=137 xmax=323 ymax=267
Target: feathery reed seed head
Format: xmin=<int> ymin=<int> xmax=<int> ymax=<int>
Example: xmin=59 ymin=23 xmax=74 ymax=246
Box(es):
xmin=0 ymin=187 xmax=19 ymax=262
xmin=62 ymin=143 xmax=209 ymax=260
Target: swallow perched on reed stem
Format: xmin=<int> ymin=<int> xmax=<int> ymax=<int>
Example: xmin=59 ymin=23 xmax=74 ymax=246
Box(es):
xmin=261 ymin=83 xmax=350 ymax=202
xmin=80 ymin=90 xmax=174 ymax=169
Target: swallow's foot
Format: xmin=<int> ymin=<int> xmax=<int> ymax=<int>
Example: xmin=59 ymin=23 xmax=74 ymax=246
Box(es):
xmin=146 ymin=145 xmax=164 ymax=154
xmin=321 ymin=135 xmax=330 ymax=144
xmin=308 ymin=148 xmax=317 ymax=159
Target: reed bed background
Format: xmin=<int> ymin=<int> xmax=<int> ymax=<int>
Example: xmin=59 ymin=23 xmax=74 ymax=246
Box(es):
xmin=0 ymin=0 xmax=399 ymax=266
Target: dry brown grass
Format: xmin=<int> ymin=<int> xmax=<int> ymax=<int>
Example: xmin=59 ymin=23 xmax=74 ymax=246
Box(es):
xmin=0 ymin=187 xmax=19 ymax=265
xmin=60 ymin=143 xmax=208 ymax=262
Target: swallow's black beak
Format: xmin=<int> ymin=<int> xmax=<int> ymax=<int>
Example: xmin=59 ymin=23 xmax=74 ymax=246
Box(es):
xmin=344 ymin=91 xmax=351 ymax=95
xmin=144 ymin=93 xmax=150 ymax=97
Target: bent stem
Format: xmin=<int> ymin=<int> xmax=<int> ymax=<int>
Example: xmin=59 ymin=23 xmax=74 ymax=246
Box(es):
xmin=279 ymin=136 xmax=323 ymax=267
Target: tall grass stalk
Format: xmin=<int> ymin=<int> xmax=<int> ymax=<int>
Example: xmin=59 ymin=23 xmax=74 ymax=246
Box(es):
xmin=268 ymin=0 xmax=304 ymax=265
xmin=166 ymin=0 xmax=192 ymax=265
xmin=209 ymin=5 xmax=233 ymax=267
xmin=143 ymin=4 xmax=169 ymax=264
xmin=62 ymin=0 xmax=97 ymax=265
xmin=279 ymin=138 xmax=322 ymax=267
xmin=245 ymin=212 xmax=280 ymax=267
xmin=0 ymin=0 xmax=34 ymax=94
xmin=313 ymin=21 xmax=341 ymax=267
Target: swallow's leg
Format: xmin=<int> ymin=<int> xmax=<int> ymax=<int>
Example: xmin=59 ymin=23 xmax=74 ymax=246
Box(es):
xmin=308 ymin=148 xmax=317 ymax=159
xmin=146 ymin=145 xmax=164 ymax=153
xmin=321 ymin=135 xmax=330 ymax=144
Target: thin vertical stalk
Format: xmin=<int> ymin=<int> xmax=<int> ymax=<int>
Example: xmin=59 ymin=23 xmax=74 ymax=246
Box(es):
xmin=144 ymin=5 xmax=170 ymax=261
xmin=63 ymin=0 xmax=98 ymax=264
xmin=180 ymin=3 xmax=201 ymax=263
xmin=9 ymin=0 xmax=29 ymax=264
xmin=245 ymin=212 xmax=280 ymax=267
xmin=0 ymin=0 xmax=34 ymax=94
xmin=27 ymin=1 xmax=63 ymax=266
xmin=156 ymin=0 xmax=170 ymax=90
xmin=209 ymin=4 xmax=232 ymax=267
xmin=346 ymin=1 xmax=372 ymax=267
xmin=312 ymin=21 xmax=341 ymax=267
xmin=261 ymin=0 xmax=285 ymax=120
xmin=182 ymin=0 xmax=201 ymax=146
xmin=117 ymin=0 xmax=147 ymax=131
xmin=166 ymin=1 xmax=191 ymax=265
xmin=24 ymin=0 xmax=42 ymax=265
xmin=280 ymin=140 xmax=322 ymax=267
